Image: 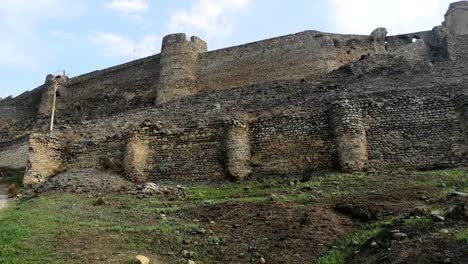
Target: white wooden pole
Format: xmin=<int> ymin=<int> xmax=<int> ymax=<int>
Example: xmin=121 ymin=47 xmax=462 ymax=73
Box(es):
xmin=49 ymin=80 xmax=58 ymax=132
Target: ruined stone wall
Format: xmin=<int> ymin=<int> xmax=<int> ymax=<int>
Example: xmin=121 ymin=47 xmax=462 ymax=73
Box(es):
xmin=63 ymin=135 xmax=126 ymax=172
xmin=385 ymin=31 xmax=435 ymax=51
xmin=250 ymin=113 xmax=335 ymax=176
xmin=20 ymin=87 xmax=465 ymax=183
xmin=0 ymin=138 xmax=29 ymax=169
xmin=23 ymin=134 xmax=64 ymax=186
xmin=197 ymin=31 xmax=376 ymax=92
xmin=0 ymin=86 xmax=44 ymax=143
xmin=144 ymin=123 xmax=226 ymax=182
xmin=455 ymin=94 xmax=468 ymax=165
xmin=125 ymin=132 xmax=150 ymax=182
xmin=50 ymin=30 xmax=394 ymax=116
xmin=1 ymin=1 xmax=467 ymax=186
xmin=364 ymin=95 xmax=462 ymax=170
xmin=54 ymin=55 xmax=161 ymax=122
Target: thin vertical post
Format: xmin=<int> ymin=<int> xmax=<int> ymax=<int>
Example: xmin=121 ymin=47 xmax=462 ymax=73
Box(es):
xmin=49 ymin=80 xmax=58 ymax=132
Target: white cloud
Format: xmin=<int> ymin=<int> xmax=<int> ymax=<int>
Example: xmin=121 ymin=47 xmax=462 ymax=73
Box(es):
xmin=105 ymin=0 xmax=149 ymax=23
xmin=166 ymin=0 xmax=250 ymax=40
xmin=330 ymin=0 xmax=452 ymax=35
xmin=89 ymin=32 xmax=159 ymax=59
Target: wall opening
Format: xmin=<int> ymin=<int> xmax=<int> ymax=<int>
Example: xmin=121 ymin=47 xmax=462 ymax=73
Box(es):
xmin=412 ymin=36 xmax=421 ymax=43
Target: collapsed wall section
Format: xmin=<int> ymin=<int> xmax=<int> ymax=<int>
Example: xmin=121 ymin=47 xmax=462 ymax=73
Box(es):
xmin=23 ymin=134 xmax=64 ymax=186
xmin=125 ymin=132 xmax=150 ymax=182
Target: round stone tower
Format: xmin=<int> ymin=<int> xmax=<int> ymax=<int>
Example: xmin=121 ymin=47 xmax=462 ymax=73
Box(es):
xmin=444 ymin=1 xmax=468 ymax=35
xmin=155 ymin=33 xmax=207 ymax=105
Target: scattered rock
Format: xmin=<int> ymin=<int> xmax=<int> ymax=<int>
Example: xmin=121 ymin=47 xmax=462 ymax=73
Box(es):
xmin=182 ymin=250 xmax=195 ymax=258
xmin=449 ymin=191 xmax=468 ymax=198
xmin=447 ymin=203 xmax=468 ymax=221
xmin=135 ymin=255 xmax=150 ymax=264
xmin=438 ymin=183 xmax=447 ymax=188
xmin=159 ymin=214 xmax=167 ymax=221
xmin=188 ymin=260 xmax=196 ymax=264
xmin=269 ymin=193 xmax=278 ymax=201
xmin=7 ymin=184 xmax=17 ymax=198
xmin=431 ymin=211 xmax=445 ymax=221
xmin=133 ymin=182 xmax=187 ymax=199
xmin=419 ymin=195 xmax=429 ymax=200
xmin=392 ymin=232 xmax=408 ymax=240
xmin=26 ymin=169 xmax=132 ymax=198
xmin=370 ymin=241 xmax=378 ymax=247
xmin=334 ymin=202 xmax=375 ymax=221
xmin=142 ymin=182 xmax=160 ymax=193
xmin=260 ymin=257 xmax=266 ymax=263
xmin=409 ymin=206 xmax=431 ymax=216
xmin=94 ymin=197 xmax=107 ymax=206
xmin=440 ymin=229 xmax=449 ymax=234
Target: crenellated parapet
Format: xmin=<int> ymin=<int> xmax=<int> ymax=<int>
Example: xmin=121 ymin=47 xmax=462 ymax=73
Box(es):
xmin=155 ymin=33 xmax=207 ymax=105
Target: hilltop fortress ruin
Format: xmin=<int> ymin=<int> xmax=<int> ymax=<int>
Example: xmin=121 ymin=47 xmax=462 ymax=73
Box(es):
xmin=1 ymin=2 xmax=467 ymax=186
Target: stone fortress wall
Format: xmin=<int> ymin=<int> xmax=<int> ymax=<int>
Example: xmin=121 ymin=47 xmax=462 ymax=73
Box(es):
xmin=1 ymin=1 xmax=467 ymax=185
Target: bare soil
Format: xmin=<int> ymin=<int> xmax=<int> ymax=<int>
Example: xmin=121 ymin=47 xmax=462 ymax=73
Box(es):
xmin=2 ymin=168 xmax=467 ymax=264
xmin=344 ymin=193 xmax=468 ymax=264
xmin=187 ymin=202 xmax=358 ymax=263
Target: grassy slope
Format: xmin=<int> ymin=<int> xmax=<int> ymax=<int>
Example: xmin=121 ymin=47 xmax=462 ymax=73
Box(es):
xmin=0 ymin=168 xmax=466 ymax=264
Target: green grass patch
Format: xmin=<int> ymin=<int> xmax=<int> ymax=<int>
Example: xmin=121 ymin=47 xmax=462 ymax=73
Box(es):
xmin=455 ymin=228 xmax=468 ymax=243
xmin=404 ymin=215 xmax=433 ymax=226
xmin=185 ymin=172 xmax=369 ymax=204
xmin=0 ymin=193 xmax=204 ymax=263
xmin=1 ymin=168 xmax=467 ymax=263
xmin=318 ymin=218 xmax=395 ymax=264
xmin=0 ymin=195 xmax=76 ymax=264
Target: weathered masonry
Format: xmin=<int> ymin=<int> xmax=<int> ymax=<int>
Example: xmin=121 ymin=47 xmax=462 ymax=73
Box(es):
xmin=1 ymin=1 xmax=467 ymax=185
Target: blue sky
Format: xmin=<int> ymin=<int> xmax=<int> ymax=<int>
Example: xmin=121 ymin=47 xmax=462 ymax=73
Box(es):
xmin=0 ymin=0 xmax=453 ymax=98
